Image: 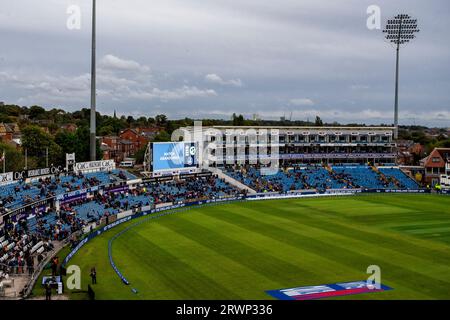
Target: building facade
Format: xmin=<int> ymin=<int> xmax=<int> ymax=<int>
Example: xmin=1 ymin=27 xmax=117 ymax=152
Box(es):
xmin=420 ymin=148 xmax=450 ymax=186
xmin=440 ymin=162 xmax=450 ymax=189
xmin=119 ymin=128 xmax=149 ymax=152
xmin=100 ymin=127 xmax=160 ymax=163
xmin=0 ymin=123 xmax=21 ymax=143
xmin=180 ymin=126 xmax=397 ymax=167
xmin=100 ymin=136 xmax=133 ymax=163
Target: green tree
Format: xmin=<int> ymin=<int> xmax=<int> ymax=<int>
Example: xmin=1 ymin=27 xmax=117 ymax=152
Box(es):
xmin=232 ymin=113 xmax=245 ymax=126
xmin=155 ymin=114 xmax=168 ymax=127
xmin=29 ymin=105 xmax=46 ymax=119
xmin=315 ymin=116 xmax=323 ymax=126
xmin=134 ymin=145 xmax=147 ymax=164
xmin=55 ymin=130 xmax=78 ymax=155
xmin=21 ymin=125 xmax=62 ymax=167
xmin=126 ymin=116 xmax=135 ymax=127
xmin=153 ymin=130 xmax=171 ymax=142
xmin=0 ymin=142 xmax=25 ymax=172
xmin=98 ymin=125 xmax=114 ymax=136
xmin=74 ymin=126 xmax=101 ymax=162
xmin=136 ymin=116 xmax=148 ymax=127
xmin=97 ymin=117 xmax=127 ymax=136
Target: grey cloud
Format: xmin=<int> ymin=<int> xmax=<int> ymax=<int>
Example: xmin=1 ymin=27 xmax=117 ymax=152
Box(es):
xmin=0 ymin=0 xmax=449 ymax=126
xmin=205 ymin=74 xmax=243 ymax=87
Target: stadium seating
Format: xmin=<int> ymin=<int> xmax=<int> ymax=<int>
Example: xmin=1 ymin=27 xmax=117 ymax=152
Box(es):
xmin=378 ymin=167 xmax=419 ymax=189
xmin=0 ymin=165 xmax=421 ymax=272
xmin=0 ymin=170 xmax=137 ymax=212
xmin=0 ymin=170 xmax=141 ymax=270
xmin=224 ymin=165 xmax=418 ymax=192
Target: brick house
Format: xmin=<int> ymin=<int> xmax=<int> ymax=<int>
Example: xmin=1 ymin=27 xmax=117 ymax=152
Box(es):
xmin=135 ymin=127 xmax=164 ymax=140
xmin=0 ymin=123 xmax=20 ymax=143
xmin=119 ymin=129 xmax=147 ymax=151
xmin=420 ymin=148 xmax=450 ymax=186
xmin=397 ymin=140 xmax=425 ymax=165
xmin=101 ymin=127 xmax=163 ymax=163
xmin=61 ymin=123 xmax=78 ymax=132
xmin=100 ymin=136 xmax=134 ymax=163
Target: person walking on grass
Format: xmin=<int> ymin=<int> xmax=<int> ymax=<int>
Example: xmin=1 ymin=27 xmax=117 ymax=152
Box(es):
xmin=45 ymin=283 xmax=52 ymax=301
xmin=90 ymin=267 xmax=97 ymax=285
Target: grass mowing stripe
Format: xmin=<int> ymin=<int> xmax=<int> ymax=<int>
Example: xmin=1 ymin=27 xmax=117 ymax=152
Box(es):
xmin=221 ymin=205 xmax=450 ymax=283
xmin=114 ymin=229 xmax=241 ymax=299
xmin=356 ymin=194 xmax=450 ymax=213
xmin=232 ymin=202 xmax=450 ymax=272
xmin=188 ymin=208 xmax=357 ymax=273
xmin=135 ymin=222 xmax=280 ymax=297
xmin=160 ymin=214 xmax=325 ymax=287
xmin=202 ymin=206 xmax=447 ymax=298
xmin=391 ymin=221 xmax=450 ymax=230
xmin=194 ymin=208 xmax=364 ymax=277
xmin=266 ymin=199 xmax=450 ymax=263
xmin=106 ymin=200 xmax=248 ymax=288
xmin=180 ymin=205 xmax=437 ymax=299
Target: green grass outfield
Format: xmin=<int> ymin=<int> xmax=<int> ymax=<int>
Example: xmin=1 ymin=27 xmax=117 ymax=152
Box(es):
xmin=53 ymin=194 xmax=450 ymax=300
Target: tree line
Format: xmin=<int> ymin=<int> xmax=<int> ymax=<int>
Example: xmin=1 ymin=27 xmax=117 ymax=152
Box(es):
xmin=1 ymin=103 xmax=448 ymax=171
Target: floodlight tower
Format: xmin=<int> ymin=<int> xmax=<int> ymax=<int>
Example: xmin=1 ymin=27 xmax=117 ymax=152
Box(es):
xmin=382 ymin=14 xmax=419 ymax=140
xmin=90 ymin=0 xmax=97 ymax=160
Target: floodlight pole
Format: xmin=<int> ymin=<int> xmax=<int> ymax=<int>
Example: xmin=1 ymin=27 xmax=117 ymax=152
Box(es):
xmin=90 ymin=0 xmax=97 ymax=161
xmin=394 ymin=20 xmax=402 ymax=140
xmin=383 ymin=14 xmax=419 ymax=140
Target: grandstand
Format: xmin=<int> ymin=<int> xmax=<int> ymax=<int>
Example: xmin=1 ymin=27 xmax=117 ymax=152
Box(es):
xmin=223 ymin=165 xmax=419 ymax=193
xmin=0 ymin=170 xmax=135 ymax=212
xmin=0 ymin=166 xmax=242 ymax=298
xmin=0 ymin=148 xmax=427 ymax=299
xmin=179 ymin=125 xmax=397 ymax=166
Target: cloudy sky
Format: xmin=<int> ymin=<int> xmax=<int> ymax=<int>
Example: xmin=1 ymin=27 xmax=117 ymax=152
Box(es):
xmin=0 ymin=0 xmax=449 ymax=126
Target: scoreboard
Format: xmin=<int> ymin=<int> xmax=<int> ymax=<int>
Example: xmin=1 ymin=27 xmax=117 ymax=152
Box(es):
xmin=152 ymin=142 xmax=198 ymax=173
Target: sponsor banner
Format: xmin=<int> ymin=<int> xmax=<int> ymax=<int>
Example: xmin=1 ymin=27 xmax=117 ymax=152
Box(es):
xmin=221 ymin=153 xmax=396 ymax=161
xmin=126 ymin=178 xmax=142 ymax=185
xmin=9 ymin=198 xmax=53 ymax=217
xmin=363 ymin=189 xmax=428 ymax=193
xmin=66 ymin=153 xmax=75 ymax=161
xmin=157 ymin=176 xmax=174 ymax=182
xmin=57 ymin=189 xmax=87 ymax=201
xmin=13 ymin=166 xmax=64 ymax=181
xmin=325 ymin=189 xmax=361 ymax=195
xmin=74 ymin=160 xmax=115 ymax=173
xmin=106 ymin=185 xmax=129 ymax=194
xmin=11 ymin=212 xmax=29 ymax=223
xmin=143 ymin=176 xmax=174 ymax=183
xmin=58 ymin=190 xmax=88 ymax=205
xmin=155 ymin=202 xmax=174 ymax=209
xmin=117 ymin=210 xmax=134 ymax=220
xmin=279 ymin=153 xmax=396 ymax=160
xmin=10 ymin=205 xmax=47 ymax=223
xmin=179 ymin=173 xmax=196 ymax=179
xmin=266 ymin=281 xmax=393 ymax=300
xmin=248 ymin=191 xmax=359 ymax=201
xmin=179 ymin=172 xmax=213 ymax=180
xmin=0 ymin=172 xmax=14 ymax=186
xmin=197 ymin=172 xmax=213 ymax=178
